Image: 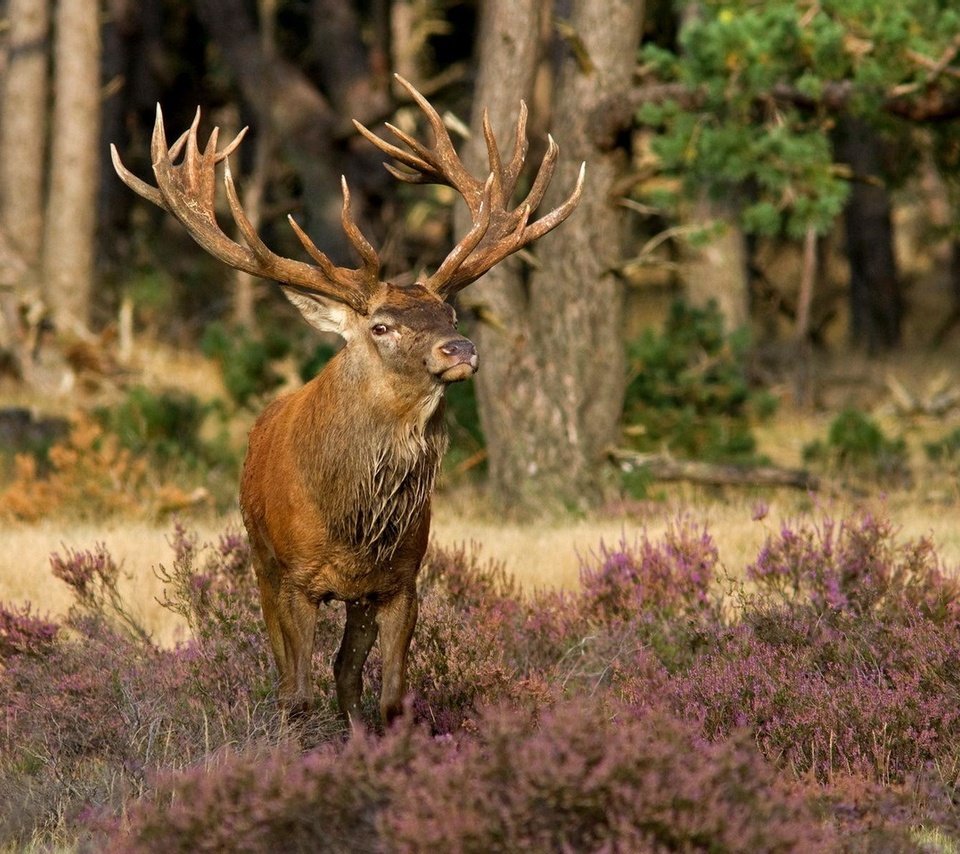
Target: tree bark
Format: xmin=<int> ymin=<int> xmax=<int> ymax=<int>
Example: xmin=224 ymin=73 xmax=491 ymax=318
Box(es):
xmin=463 ymin=0 xmax=644 ymax=515
xmin=42 ymin=0 xmax=101 ymax=332
xmin=682 ymin=195 xmax=749 ymax=331
xmin=1 ymin=0 xmax=50 ymax=267
xmin=834 ymin=116 xmax=902 ymax=351
xmin=193 ymin=0 xmax=356 ymax=263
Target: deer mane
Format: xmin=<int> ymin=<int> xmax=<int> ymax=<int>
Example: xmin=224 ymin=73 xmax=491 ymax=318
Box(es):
xmin=301 ymin=377 xmax=448 ymax=564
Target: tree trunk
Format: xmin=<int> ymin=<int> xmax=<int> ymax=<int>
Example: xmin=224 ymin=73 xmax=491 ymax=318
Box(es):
xmin=43 ymin=0 xmax=101 ymax=332
xmin=463 ymin=0 xmax=644 ymax=515
xmin=834 ymin=116 xmax=901 ymax=351
xmin=1 ymin=0 xmax=50 ymax=267
xmin=193 ymin=0 xmax=351 ymax=261
xmin=682 ymin=194 xmax=749 ymax=330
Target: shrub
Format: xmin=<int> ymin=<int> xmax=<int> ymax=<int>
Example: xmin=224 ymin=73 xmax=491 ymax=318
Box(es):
xmin=200 ymin=322 xmax=288 ymax=407
xmin=0 ymin=526 xmax=312 ymax=849
xmin=623 ymin=300 xmax=776 ymax=469
xmin=94 ymin=387 xmax=239 ymax=488
xmin=111 ymin=699 xmax=834 ymax=853
xmin=579 ymin=518 xmax=718 ymax=621
xmin=672 ymin=513 xmax=960 ymax=785
xmin=803 ymin=408 xmax=910 ymax=486
xmin=0 ymin=602 xmax=58 ymax=660
xmin=0 ymin=413 xmax=149 ymax=521
xmin=925 ymin=426 xmax=960 ymax=465
xmin=747 ymin=512 xmax=958 ymax=619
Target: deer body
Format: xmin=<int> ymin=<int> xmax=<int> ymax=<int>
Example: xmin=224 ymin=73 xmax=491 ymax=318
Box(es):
xmin=240 ymin=284 xmax=458 ymax=721
xmin=112 ymin=75 xmax=583 ymax=728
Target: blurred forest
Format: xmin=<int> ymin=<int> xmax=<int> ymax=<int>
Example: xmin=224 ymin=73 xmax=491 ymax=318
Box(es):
xmin=1 ymin=0 xmax=960 ymax=516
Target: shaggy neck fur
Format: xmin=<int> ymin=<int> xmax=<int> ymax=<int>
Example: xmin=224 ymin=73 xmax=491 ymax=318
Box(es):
xmin=300 ymin=352 xmax=448 ymax=565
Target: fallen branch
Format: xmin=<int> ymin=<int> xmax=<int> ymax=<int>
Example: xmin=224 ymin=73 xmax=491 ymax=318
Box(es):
xmin=609 ymin=448 xmax=820 ymax=491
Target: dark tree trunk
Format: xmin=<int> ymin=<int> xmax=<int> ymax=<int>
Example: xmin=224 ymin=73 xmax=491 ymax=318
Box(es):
xmin=834 ymin=116 xmax=902 ymax=351
xmin=461 ymin=0 xmax=644 ymax=515
xmin=310 ymin=0 xmax=388 ymax=123
xmin=193 ymin=0 xmax=349 ymax=260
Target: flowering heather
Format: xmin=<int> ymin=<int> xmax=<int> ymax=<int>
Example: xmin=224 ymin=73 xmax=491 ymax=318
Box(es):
xmin=579 ymin=518 xmax=718 ymax=621
xmin=0 ymin=602 xmax=58 ymax=659
xmin=111 ymin=698 xmax=834 ymax=853
xmin=2 ymin=511 xmax=959 ymax=850
xmin=747 ymin=512 xmax=958 ymax=618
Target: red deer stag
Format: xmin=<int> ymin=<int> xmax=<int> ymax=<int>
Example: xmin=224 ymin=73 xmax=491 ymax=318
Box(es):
xmin=111 ymin=75 xmax=583 ymax=727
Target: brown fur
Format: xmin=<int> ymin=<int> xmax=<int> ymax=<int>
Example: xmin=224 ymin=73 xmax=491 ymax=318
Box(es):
xmin=240 ymin=283 xmax=472 ymax=726
xmin=111 ymin=80 xmax=582 ymax=729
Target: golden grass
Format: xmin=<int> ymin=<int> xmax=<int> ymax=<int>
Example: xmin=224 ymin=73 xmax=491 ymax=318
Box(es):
xmin=2 ymin=489 xmax=957 ymax=649
xmin=0 ymin=517 xmax=232 ymax=647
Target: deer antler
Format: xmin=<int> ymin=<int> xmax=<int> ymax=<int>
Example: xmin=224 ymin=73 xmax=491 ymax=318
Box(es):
xmin=353 ymin=74 xmax=585 ymax=298
xmin=110 ymin=107 xmax=379 ymax=314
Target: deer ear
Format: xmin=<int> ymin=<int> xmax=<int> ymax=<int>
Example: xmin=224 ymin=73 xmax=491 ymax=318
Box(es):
xmin=281 ymin=287 xmax=354 ymax=338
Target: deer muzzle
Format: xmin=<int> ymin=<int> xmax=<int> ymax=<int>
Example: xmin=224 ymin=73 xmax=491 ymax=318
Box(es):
xmin=434 ymin=337 xmax=478 ymax=383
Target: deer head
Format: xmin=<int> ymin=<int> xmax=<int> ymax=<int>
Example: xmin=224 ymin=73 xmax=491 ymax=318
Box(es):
xmin=111 ymin=75 xmax=584 ymax=727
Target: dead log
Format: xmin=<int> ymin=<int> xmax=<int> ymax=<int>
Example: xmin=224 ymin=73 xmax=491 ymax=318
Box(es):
xmin=609 ymin=448 xmax=820 ymax=491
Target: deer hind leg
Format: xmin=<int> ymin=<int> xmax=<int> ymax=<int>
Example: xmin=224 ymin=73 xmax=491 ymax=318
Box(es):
xmin=375 ymin=589 xmax=419 ymax=726
xmin=256 ymin=562 xmax=318 ymax=716
xmin=334 ymin=600 xmax=379 ymax=730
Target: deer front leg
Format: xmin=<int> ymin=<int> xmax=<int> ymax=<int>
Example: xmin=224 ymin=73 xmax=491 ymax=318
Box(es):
xmin=375 ymin=589 xmax=419 ymax=726
xmin=334 ymin=599 xmax=379 ymax=729
xmin=258 ymin=569 xmax=318 ymax=716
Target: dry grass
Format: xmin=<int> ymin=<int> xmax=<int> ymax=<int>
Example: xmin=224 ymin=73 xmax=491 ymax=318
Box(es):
xmin=0 ymin=517 xmax=231 ymax=646
xmin=3 ymin=488 xmax=957 ymax=648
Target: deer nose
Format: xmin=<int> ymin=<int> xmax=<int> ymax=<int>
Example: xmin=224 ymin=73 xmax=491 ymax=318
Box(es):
xmin=439 ymin=338 xmax=476 ymax=360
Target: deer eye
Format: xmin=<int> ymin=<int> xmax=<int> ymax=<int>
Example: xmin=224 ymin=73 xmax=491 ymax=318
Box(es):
xmin=371 ymin=323 xmax=389 ymax=336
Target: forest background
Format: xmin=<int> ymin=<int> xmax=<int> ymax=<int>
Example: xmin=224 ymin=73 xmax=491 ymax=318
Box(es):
xmin=1 ymin=0 xmax=960 ymax=849
xmin=1 ymin=0 xmax=960 ymax=518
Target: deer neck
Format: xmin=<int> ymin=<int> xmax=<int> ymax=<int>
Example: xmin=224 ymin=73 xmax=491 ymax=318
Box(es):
xmin=300 ymin=351 xmax=448 ymax=561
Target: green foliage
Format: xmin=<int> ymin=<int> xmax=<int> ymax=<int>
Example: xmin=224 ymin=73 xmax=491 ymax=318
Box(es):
xmin=803 ymin=408 xmax=910 ymax=484
xmin=623 ymin=300 xmax=776 ymax=466
xmin=925 ymin=427 xmax=960 ymax=464
xmin=298 ymin=342 xmax=338 ymax=382
xmin=97 ymin=387 xmax=206 ymax=462
xmin=95 ymin=386 xmax=238 ymax=480
xmin=636 ymin=0 xmax=960 ymax=237
xmin=200 ymin=322 xmax=290 ymax=407
xmin=442 ymin=379 xmax=486 ymax=477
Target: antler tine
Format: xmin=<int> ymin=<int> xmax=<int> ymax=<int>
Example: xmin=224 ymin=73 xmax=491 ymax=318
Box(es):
xmin=352 ymin=119 xmax=436 ymax=178
xmin=339 ymin=176 xmax=380 ymax=279
xmin=481 ymin=109 xmax=505 ymax=207
xmin=383 ymin=162 xmax=434 ymax=185
xmin=425 ymin=174 xmax=494 ymax=292
xmin=503 ymin=101 xmax=529 ymax=200
xmin=520 ymin=134 xmax=560 ymax=215
xmin=114 ymin=105 xmax=381 ymax=315
xmin=286 ymin=215 xmax=340 ymax=279
xmin=432 ymin=158 xmax=587 ymax=299
xmin=110 ymin=143 xmax=166 ymax=209
xmin=517 ymin=161 xmax=586 ymax=244
xmin=392 ymin=74 xmax=480 ymax=203
xmin=349 ymin=78 xmax=585 ymax=298
xmin=216 ymin=125 xmax=248 ymax=162
xmin=149 ymin=104 xmax=170 ymax=173
xmin=223 ymin=157 xmax=273 ymax=263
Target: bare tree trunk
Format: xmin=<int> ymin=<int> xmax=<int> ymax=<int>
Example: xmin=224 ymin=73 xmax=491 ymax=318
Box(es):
xmin=464 ymin=0 xmax=644 ymax=515
xmin=42 ymin=0 xmax=101 ymax=332
xmin=231 ymin=0 xmax=277 ymax=329
xmin=682 ymin=195 xmax=749 ymax=330
xmin=1 ymin=0 xmax=50 ymax=267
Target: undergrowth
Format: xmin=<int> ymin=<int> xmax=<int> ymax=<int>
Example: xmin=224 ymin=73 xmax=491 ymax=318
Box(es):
xmin=623 ymin=300 xmax=777 ymax=470
xmin=1 ymin=510 xmax=958 ymax=851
